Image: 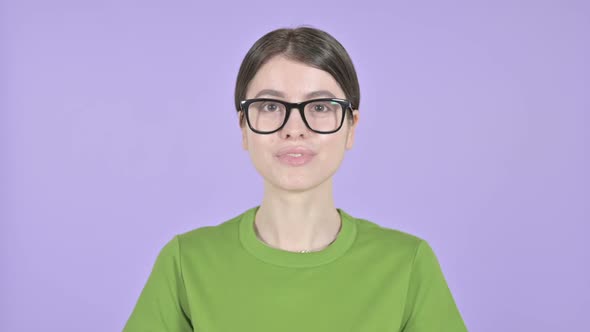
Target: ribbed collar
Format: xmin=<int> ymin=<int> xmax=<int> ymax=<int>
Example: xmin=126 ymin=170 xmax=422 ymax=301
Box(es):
xmin=239 ymin=205 xmax=357 ymax=268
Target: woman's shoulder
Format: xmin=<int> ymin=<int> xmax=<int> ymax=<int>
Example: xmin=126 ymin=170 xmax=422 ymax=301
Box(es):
xmin=350 ymin=213 xmax=426 ymax=253
xmin=174 ymin=210 xmax=244 ymax=251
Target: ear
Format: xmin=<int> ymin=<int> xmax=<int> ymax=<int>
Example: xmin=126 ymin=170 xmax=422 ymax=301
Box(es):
xmin=345 ymin=110 xmax=360 ymax=150
xmin=239 ymin=112 xmax=249 ymax=151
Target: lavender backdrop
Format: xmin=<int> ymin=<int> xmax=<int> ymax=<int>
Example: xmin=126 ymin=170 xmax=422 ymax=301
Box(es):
xmin=1 ymin=1 xmax=588 ymax=331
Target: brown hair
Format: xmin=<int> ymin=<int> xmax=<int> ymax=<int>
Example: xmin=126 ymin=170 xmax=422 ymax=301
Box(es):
xmin=234 ymin=25 xmax=360 ymax=127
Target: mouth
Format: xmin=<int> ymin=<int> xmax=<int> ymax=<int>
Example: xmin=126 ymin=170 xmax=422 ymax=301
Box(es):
xmin=275 ymin=152 xmax=315 ymax=167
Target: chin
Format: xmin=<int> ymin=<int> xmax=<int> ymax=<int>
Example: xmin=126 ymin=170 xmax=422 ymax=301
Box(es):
xmin=269 ymin=172 xmax=330 ymax=193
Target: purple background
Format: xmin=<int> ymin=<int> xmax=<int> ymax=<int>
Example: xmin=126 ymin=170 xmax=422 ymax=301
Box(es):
xmin=1 ymin=1 xmax=588 ymax=331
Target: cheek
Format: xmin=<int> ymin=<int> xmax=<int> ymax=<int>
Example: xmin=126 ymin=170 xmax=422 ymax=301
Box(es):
xmin=317 ymin=135 xmax=347 ymax=163
xmin=246 ymin=134 xmax=275 ymax=162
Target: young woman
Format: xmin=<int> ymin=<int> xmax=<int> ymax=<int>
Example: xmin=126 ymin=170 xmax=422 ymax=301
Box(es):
xmin=124 ymin=26 xmax=467 ymax=332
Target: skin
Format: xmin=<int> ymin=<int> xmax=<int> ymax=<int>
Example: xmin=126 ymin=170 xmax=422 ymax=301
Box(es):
xmin=239 ymin=54 xmax=360 ymax=253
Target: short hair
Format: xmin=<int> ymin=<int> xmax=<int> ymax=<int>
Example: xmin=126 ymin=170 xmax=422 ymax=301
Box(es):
xmin=234 ymin=25 xmax=360 ymax=127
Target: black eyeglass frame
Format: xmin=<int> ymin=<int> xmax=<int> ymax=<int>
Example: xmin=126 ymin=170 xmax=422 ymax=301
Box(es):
xmin=238 ymin=97 xmax=353 ymax=135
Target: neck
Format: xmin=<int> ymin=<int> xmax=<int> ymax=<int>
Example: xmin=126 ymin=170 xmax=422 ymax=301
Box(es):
xmin=254 ymin=177 xmax=342 ymax=253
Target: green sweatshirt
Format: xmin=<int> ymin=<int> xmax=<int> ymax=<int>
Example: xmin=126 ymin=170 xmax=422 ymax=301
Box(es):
xmin=123 ymin=206 xmax=467 ymax=331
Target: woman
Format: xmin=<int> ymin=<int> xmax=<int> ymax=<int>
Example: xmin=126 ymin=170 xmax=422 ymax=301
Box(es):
xmin=124 ymin=26 xmax=467 ymax=332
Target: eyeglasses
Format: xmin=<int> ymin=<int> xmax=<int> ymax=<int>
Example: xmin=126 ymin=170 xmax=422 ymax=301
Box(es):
xmin=239 ymin=98 xmax=352 ymax=134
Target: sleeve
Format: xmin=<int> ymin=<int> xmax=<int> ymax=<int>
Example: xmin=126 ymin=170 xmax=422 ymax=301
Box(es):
xmin=123 ymin=235 xmax=193 ymax=332
xmin=399 ymin=240 xmax=468 ymax=332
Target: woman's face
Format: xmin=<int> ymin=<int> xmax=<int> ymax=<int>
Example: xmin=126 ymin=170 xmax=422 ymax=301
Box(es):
xmin=241 ymin=55 xmax=360 ymax=192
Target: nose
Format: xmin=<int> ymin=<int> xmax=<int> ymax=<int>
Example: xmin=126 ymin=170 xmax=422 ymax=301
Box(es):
xmin=280 ymin=107 xmax=309 ymax=137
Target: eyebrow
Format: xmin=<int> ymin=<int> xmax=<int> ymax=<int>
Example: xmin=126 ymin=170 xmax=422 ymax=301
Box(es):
xmin=253 ymin=89 xmax=337 ymax=99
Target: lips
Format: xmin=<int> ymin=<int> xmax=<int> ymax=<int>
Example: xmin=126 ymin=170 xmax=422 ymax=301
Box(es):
xmin=275 ymin=146 xmax=317 ymax=157
xmin=275 ymin=146 xmax=317 ymax=167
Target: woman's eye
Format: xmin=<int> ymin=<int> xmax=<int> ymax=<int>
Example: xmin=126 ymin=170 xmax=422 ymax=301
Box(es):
xmin=313 ymin=104 xmax=330 ymax=112
xmin=264 ymin=103 xmax=279 ymax=111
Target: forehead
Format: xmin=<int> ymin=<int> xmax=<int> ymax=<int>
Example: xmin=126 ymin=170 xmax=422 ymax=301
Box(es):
xmin=246 ymin=55 xmax=345 ymax=100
